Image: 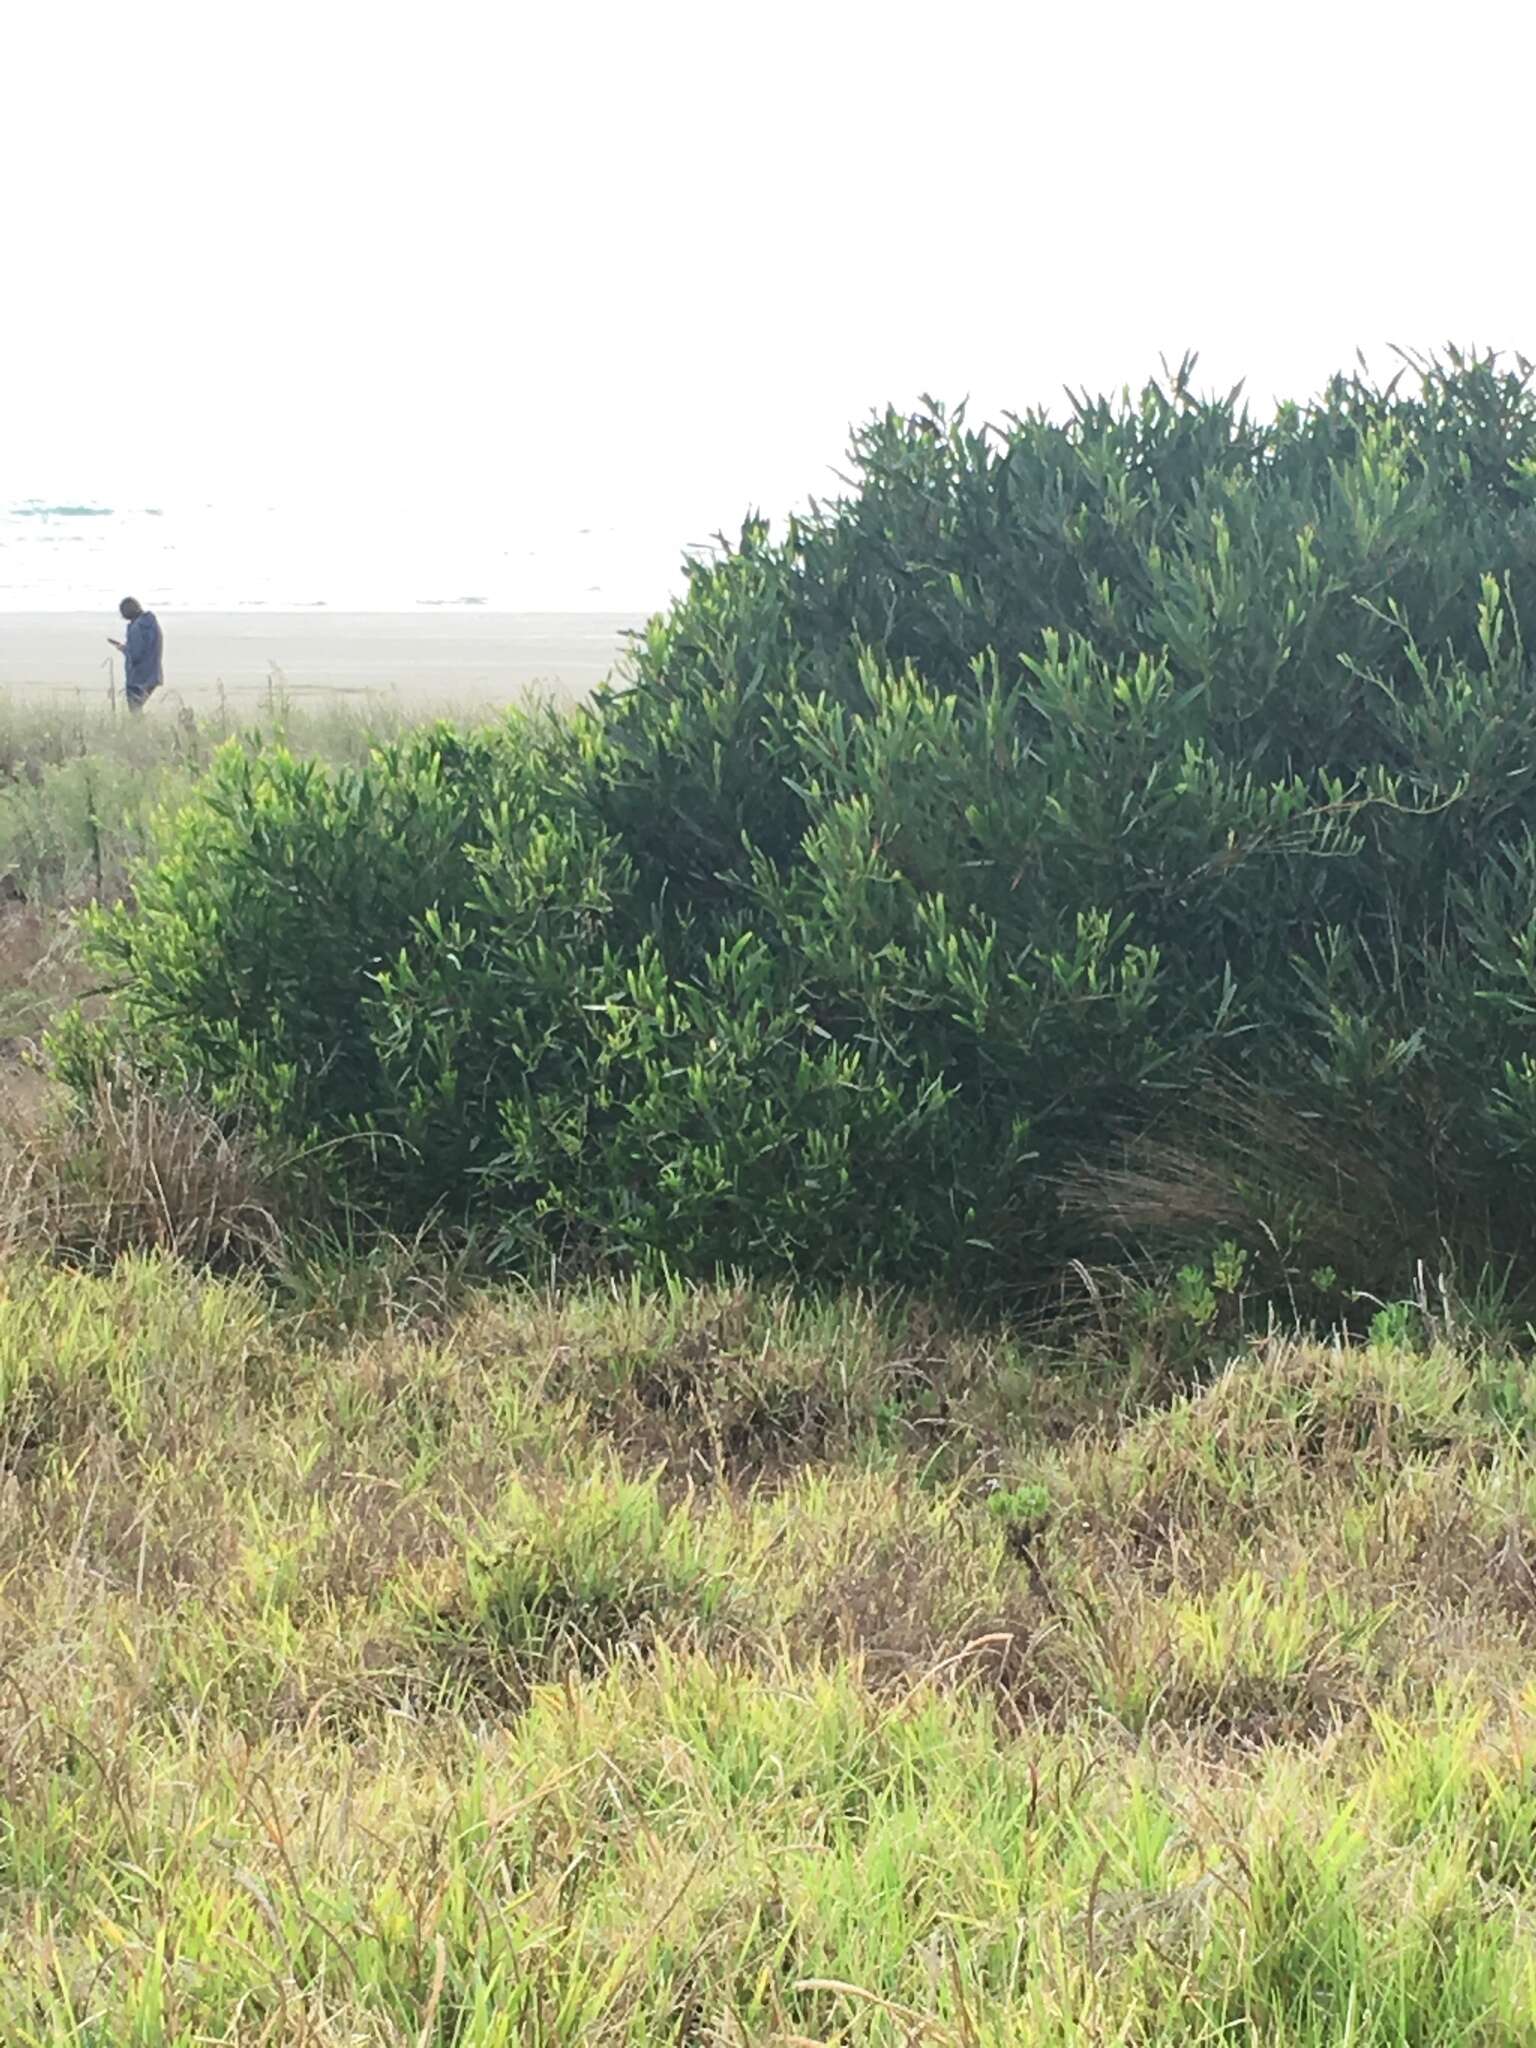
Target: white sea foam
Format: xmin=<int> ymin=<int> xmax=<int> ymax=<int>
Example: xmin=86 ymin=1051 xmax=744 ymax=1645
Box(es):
xmin=0 ymin=497 xmax=690 ymax=614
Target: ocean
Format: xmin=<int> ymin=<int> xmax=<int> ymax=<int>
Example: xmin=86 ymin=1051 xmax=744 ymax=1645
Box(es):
xmin=0 ymin=496 xmax=688 ymax=615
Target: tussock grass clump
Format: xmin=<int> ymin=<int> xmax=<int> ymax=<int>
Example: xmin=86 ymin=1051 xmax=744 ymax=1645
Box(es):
xmin=418 ymin=1469 xmax=746 ymax=1703
xmin=0 ymin=1067 xmax=286 ymax=1271
xmin=4 ymin=1259 xmax=1536 ymax=2037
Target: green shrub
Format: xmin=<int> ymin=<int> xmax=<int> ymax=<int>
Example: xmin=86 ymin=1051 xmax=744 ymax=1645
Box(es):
xmin=67 ymin=349 xmax=1536 ymax=1308
xmin=64 ymin=721 xmax=555 ymax=1213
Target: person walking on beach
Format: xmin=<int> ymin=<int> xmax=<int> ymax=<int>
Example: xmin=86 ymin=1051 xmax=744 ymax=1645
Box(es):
xmin=107 ymin=597 xmax=163 ymax=712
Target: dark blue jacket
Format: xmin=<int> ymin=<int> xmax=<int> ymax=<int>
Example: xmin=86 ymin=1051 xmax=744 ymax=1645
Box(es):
xmin=125 ymin=611 xmax=163 ymax=698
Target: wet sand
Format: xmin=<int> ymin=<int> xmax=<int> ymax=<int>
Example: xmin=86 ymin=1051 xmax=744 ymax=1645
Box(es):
xmin=0 ymin=612 xmax=645 ymax=708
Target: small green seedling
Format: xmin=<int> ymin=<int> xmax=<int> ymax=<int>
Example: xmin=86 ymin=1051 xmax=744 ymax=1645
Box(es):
xmin=987 ymin=1480 xmax=1053 ymax=1555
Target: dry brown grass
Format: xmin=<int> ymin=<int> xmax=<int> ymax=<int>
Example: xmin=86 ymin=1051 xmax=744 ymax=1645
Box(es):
xmin=0 ymin=1066 xmax=286 ymax=1268
xmin=0 ymin=898 xmax=96 ymax=1044
xmin=1055 ymin=1073 xmax=1515 ymax=1347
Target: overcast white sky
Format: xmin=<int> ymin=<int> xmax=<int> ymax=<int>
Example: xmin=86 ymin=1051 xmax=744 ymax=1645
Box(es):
xmin=6 ymin=0 xmax=1535 ymax=548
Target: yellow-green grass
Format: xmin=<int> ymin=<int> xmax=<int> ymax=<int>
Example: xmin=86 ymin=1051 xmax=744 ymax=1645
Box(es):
xmin=3 ymin=1257 xmax=1536 ymax=2041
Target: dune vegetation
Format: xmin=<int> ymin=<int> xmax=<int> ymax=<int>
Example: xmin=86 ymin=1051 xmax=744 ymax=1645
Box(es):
xmin=5 ymin=354 xmax=1536 ymax=2039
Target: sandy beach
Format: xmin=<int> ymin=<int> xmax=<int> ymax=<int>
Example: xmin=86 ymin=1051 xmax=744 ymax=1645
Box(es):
xmin=0 ymin=611 xmax=645 ymax=709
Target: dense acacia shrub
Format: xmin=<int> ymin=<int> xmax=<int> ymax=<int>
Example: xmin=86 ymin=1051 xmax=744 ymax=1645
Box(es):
xmin=64 ymin=351 xmax=1536 ymax=1305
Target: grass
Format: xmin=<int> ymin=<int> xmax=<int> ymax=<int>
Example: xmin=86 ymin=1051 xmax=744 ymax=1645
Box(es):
xmin=0 ymin=692 xmax=431 ymax=1043
xmin=5 ymin=690 xmax=1536 ymax=2038
xmin=3 ymin=1260 xmax=1536 ymax=2041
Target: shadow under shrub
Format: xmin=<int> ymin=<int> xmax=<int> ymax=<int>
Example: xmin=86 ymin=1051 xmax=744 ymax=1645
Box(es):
xmin=61 ymin=349 xmax=1536 ymax=1312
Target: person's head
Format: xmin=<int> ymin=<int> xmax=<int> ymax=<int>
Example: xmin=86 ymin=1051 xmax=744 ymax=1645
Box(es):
xmin=118 ymin=597 xmax=142 ymax=621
